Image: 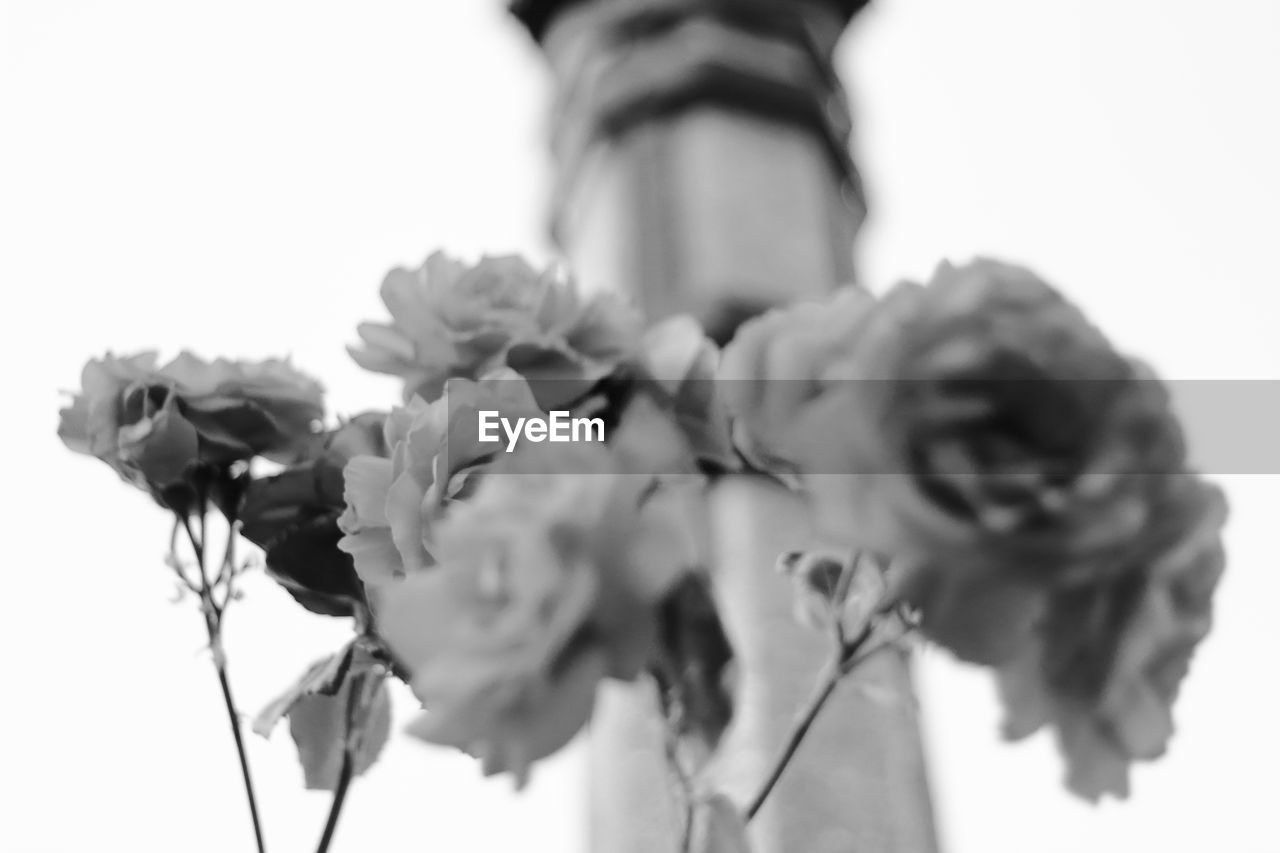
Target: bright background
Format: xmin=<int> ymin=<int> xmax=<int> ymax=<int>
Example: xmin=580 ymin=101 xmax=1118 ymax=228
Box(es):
xmin=2 ymin=1 xmax=1277 ymax=851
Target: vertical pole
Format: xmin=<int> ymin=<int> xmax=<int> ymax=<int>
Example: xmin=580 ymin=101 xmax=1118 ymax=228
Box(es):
xmin=510 ymin=2 xmax=940 ymax=851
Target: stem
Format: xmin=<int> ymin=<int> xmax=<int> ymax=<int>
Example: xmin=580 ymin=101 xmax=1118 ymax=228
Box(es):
xmin=743 ymin=659 xmax=843 ymax=821
xmin=315 ymin=751 xmax=355 ymax=853
xmin=178 ymin=512 xmax=267 ymax=853
xmin=315 ymin=672 xmax=366 ymax=853
xmin=214 ymin=662 xmax=268 ymax=853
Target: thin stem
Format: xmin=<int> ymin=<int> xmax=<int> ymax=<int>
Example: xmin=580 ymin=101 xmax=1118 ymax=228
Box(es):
xmin=315 ymin=673 xmax=367 ymax=853
xmin=315 ymin=751 xmax=355 ymax=853
xmin=743 ymin=658 xmax=843 ymax=822
xmin=214 ymin=662 xmax=268 ymax=853
xmin=176 ymin=511 xmax=267 ymax=853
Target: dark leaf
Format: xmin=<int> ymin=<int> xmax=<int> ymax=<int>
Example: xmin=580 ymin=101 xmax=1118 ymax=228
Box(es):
xmin=652 ymin=574 xmax=736 ymax=766
xmin=262 ymin=515 xmax=366 ymax=618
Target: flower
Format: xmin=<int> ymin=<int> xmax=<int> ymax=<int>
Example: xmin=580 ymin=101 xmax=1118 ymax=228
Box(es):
xmin=996 ymin=477 xmax=1227 ymax=801
xmin=337 ymin=370 xmax=543 ymax=586
xmin=59 ymin=351 xmax=324 ymax=507
xmin=717 ymin=287 xmax=875 ymax=475
xmin=797 ymin=259 xmax=1194 ymax=664
xmin=375 ymin=415 xmax=703 ymax=785
xmin=348 ymin=250 xmax=643 ymax=408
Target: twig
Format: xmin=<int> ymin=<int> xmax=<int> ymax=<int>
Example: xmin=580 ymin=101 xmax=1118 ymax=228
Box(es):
xmin=175 ymin=510 xmax=267 ymax=853
xmin=744 ymin=610 xmax=880 ymax=823
xmin=743 ymin=658 xmax=843 ymax=821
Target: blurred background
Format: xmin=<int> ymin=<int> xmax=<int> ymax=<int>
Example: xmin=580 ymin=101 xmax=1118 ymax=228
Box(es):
xmin=2 ymin=1 xmax=1277 ymax=850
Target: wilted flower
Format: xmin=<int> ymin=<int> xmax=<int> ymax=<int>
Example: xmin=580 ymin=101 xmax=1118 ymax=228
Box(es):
xmin=59 ymin=351 xmax=324 ymax=507
xmin=718 ymin=287 xmax=875 ymax=475
xmin=375 ymin=414 xmax=704 ymax=785
xmin=798 ymin=259 xmax=1194 ymax=664
xmin=337 ymin=370 xmax=542 ymax=586
xmin=996 ymin=477 xmax=1227 ymax=801
xmin=348 ymin=250 xmax=643 ymax=408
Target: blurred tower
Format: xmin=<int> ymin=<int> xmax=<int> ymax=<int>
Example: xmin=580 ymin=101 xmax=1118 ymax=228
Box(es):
xmin=510 ymin=1 xmax=939 ymax=851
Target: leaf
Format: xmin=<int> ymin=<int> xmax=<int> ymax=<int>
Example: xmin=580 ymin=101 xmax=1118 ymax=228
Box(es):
xmin=241 ymin=465 xmax=366 ymax=617
xmin=651 ymin=574 xmax=737 ymax=767
xmin=691 ymin=794 xmax=753 ymax=853
xmin=263 ymin=515 xmax=366 ymax=617
xmin=289 ymin=673 xmax=393 ymax=791
xmin=253 ymin=647 xmax=355 ymax=738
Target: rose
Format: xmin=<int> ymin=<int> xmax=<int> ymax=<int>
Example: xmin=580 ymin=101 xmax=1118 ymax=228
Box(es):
xmin=796 ymin=259 xmax=1194 ymax=664
xmin=348 ymin=250 xmax=643 ymax=409
xmin=717 ymin=287 xmax=875 ymax=475
xmin=996 ymin=477 xmax=1226 ymax=801
xmin=374 ymin=413 xmax=703 ymax=785
xmin=337 ymin=370 xmax=543 ymax=586
xmin=59 ymin=351 xmax=324 ymax=507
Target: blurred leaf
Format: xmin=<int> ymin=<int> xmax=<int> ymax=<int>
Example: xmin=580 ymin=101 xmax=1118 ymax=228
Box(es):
xmin=289 ymin=673 xmax=393 ymax=791
xmin=253 ymin=647 xmax=354 ymax=738
xmin=691 ymin=794 xmax=753 ymax=853
xmin=652 ymin=574 xmax=736 ymax=767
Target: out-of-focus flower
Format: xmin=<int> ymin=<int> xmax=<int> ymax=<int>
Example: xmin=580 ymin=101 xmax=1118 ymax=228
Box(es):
xmin=798 ymin=259 xmax=1194 ymax=664
xmin=337 ymin=370 xmax=542 ymax=586
xmin=348 ymin=250 xmax=643 ymax=409
xmin=59 ymin=351 xmax=324 ymax=506
xmin=376 ymin=414 xmax=704 ymax=785
xmin=718 ymin=287 xmax=875 ymax=475
xmin=996 ymin=477 xmax=1227 ymax=801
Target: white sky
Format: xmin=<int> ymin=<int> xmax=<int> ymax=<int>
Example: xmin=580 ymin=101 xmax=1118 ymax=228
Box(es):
xmin=2 ymin=1 xmax=1277 ymax=851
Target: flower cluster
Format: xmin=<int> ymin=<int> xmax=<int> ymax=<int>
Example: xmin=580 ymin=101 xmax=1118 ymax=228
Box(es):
xmin=59 ymin=247 xmax=1229 ymax=811
xmin=348 ymin=251 xmax=643 ymax=409
xmin=720 ymin=258 xmax=1227 ymax=799
xmin=376 ymin=416 xmax=704 ymax=785
xmin=59 ymin=351 xmax=324 ymax=509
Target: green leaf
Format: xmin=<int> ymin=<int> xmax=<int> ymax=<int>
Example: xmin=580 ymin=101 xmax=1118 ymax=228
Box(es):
xmin=288 ymin=673 xmax=393 ymax=791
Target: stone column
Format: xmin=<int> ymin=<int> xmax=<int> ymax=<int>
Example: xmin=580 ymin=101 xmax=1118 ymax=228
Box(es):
xmin=510 ymin=2 xmax=940 ymax=851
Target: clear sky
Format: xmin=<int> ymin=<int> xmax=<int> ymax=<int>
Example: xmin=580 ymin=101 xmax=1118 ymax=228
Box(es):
xmin=3 ymin=1 xmax=1277 ymax=851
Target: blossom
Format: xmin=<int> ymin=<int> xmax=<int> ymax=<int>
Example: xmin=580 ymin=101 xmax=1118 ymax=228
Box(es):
xmin=375 ymin=415 xmax=703 ymax=785
xmin=348 ymin=250 xmax=642 ymax=408
xmin=717 ymin=287 xmax=875 ymax=474
xmin=796 ymin=259 xmax=1195 ymax=664
xmin=59 ymin=351 xmax=324 ymax=506
xmin=996 ymin=477 xmax=1227 ymax=801
xmin=337 ymin=370 xmax=542 ymax=586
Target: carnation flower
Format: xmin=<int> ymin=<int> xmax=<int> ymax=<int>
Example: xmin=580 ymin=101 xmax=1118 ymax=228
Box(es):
xmin=797 ymin=259 xmax=1195 ymax=664
xmin=375 ymin=413 xmax=704 ymax=785
xmin=337 ymin=370 xmax=542 ymax=586
xmin=348 ymin=250 xmax=642 ymax=409
xmin=717 ymin=287 xmax=875 ymax=475
xmin=59 ymin=351 xmax=324 ymax=507
xmin=996 ymin=477 xmax=1227 ymax=801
